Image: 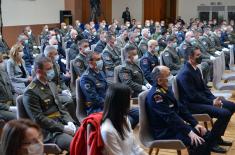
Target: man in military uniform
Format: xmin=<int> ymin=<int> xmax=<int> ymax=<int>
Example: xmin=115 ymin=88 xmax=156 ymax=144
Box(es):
xmin=116 ymin=29 xmax=128 ymax=50
xmin=119 ymin=45 xmax=151 ymax=97
xmin=80 ymin=51 xmax=139 ymax=128
xmin=101 ymin=34 xmax=121 ymax=77
xmin=0 ymin=34 xmax=9 ymax=55
xmin=94 ymin=31 xmax=107 ymax=53
xmin=0 ymin=54 xmax=16 ymax=121
xmin=146 ymin=66 xmax=210 ymax=155
xmin=80 ymin=52 xmax=107 ymax=115
xmin=23 ymin=56 xmax=76 ymax=151
xmin=162 ymin=35 xmax=182 ymax=75
xmin=44 ymin=45 xmax=78 ymax=124
xmin=140 ymin=40 xmax=159 ymax=84
xmin=70 ymin=39 xmax=90 ymax=93
xmin=125 ymin=32 xmax=142 ymax=59
xmin=177 ymin=47 xmax=235 ymax=153
xmin=138 ymin=28 xmax=150 ymax=57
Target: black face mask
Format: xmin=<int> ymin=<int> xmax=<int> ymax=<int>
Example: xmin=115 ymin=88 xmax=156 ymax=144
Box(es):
xmin=195 ymin=56 xmax=202 ymax=64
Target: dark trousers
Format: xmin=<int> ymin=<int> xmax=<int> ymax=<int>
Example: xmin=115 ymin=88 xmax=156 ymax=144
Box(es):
xmin=128 ymin=107 xmax=139 ymax=129
xmin=0 ymin=110 xmax=16 ymax=121
xmin=52 ymin=133 xmax=73 ymax=152
xmin=187 ymin=100 xmax=235 ymax=145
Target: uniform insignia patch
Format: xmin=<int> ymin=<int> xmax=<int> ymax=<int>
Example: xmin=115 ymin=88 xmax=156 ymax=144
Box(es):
xmin=143 ymin=59 xmax=148 ymax=65
xmin=76 ymin=61 xmax=81 ymax=67
xmin=169 ymin=104 xmax=174 ymax=108
xmin=154 ymin=94 xmax=163 ymax=103
xmin=84 ymin=83 xmax=91 ymax=90
xmin=29 ymin=82 xmax=36 ymax=89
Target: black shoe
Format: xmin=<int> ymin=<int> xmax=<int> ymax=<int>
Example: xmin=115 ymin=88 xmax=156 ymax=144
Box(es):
xmin=218 ymin=138 xmax=233 ymax=146
xmin=210 ymin=145 xmax=227 ymax=153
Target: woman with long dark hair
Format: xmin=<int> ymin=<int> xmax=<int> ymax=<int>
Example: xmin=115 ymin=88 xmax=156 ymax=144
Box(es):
xmin=101 ymin=83 xmax=146 ymax=155
xmin=1 ymin=119 xmax=43 ymax=155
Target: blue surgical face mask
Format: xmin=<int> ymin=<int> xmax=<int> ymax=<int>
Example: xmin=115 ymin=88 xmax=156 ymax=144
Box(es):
xmin=172 ymin=42 xmax=177 ymax=48
xmin=24 ymin=40 xmax=29 ymax=44
xmin=46 ymin=69 xmax=55 ymax=81
xmin=96 ymin=60 xmax=103 ymax=70
xmin=155 ymin=46 xmax=160 ymax=52
xmin=54 ymin=55 xmax=59 ymax=62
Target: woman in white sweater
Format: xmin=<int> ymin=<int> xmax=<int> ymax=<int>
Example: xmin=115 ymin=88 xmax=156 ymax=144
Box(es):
xmin=101 ymin=84 xmax=147 ymax=155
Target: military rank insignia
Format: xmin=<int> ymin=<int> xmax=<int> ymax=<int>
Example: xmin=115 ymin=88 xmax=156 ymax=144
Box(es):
xmin=154 ymin=94 xmax=163 ymax=103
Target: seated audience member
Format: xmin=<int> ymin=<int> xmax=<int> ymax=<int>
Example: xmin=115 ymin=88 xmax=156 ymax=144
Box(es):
xmin=7 ymin=43 xmax=32 ymax=95
xmin=43 ymin=45 xmax=78 ymax=123
xmin=116 ymin=28 xmax=128 ymax=49
xmin=126 ymin=31 xmax=142 ymax=58
xmin=80 ymin=52 xmax=139 ymax=128
xmin=102 ymin=33 xmax=121 ymax=77
xmin=23 ymin=56 xmax=76 ymax=151
xmin=17 ymin=34 xmax=34 ymax=75
xmin=0 ymin=53 xmax=16 ymax=121
xmin=1 ymin=119 xmax=44 ymax=155
xmin=162 ymin=35 xmax=182 ymax=75
xmin=140 ymin=40 xmax=159 ymax=84
xmin=94 ymin=31 xmax=107 ymax=53
xmin=70 ymin=39 xmax=90 ymax=92
xmin=101 ymin=83 xmax=147 ymax=155
xmin=146 ymin=66 xmax=210 ymax=155
xmin=138 ymin=28 xmax=150 ymax=57
xmin=119 ymin=45 xmax=151 ymax=97
xmin=177 ymin=46 xmax=235 ymax=153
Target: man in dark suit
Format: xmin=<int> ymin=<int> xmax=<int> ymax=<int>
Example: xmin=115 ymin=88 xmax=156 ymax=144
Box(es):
xmin=122 ymin=7 xmax=131 ymax=24
xmin=177 ymin=46 xmax=235 ymax=153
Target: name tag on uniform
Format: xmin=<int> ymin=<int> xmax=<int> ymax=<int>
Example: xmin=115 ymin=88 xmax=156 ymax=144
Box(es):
xmin=44 ymin=99 xmax=50 ymax=104
xmin=134 ymin=71 xmax=138 ymax=74
xmin=164 ymin=52 xmax=169 ymax=57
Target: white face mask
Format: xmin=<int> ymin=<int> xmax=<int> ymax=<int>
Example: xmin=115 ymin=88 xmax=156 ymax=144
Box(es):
xmin=133 ymin=55 xmax=139 ymax=63
xmin=83 ymin=47 xmax=91 ymax=54
xmin=45 ymin=28 xmax=49 ymax=32
xmin=27 ymin=143 xmax=44 ymax=155
xmin=53 ymin=45 xmax=58 ymax=50
xmin=19 ymin=52 xmax=24 ymax=57
xmin=54 ymin=55 xmax=59 ymax=61
xmin=63 ymin=26 xmax=67 ymax=29
xmin=28 ymin=30 xmax=32 ymax=36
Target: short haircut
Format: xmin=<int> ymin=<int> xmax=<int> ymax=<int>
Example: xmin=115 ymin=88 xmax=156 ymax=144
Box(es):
xmin=106 ymin=33 xmax=115 ymax=42
xmin=148 ymin=40 xmax=157 ymax=47
xmin=166 ymin=35 xmax=176 ymax=43
xmin=78 ymin=39 xmax=89 ymax=47
xmin=123 ymin=45 xmax=136 ymax=60
xmin=151 ymin=66 xmax=161 ymax=82
xmin=86 ymin=51 xmax=99 ymax=62
xmin=34 ymin=55 xmax=52 ymax=72
xmin=44 ymin=45 xmax=57 ymax=57
xmin=184 ymin=46 xmax=200 ymax=60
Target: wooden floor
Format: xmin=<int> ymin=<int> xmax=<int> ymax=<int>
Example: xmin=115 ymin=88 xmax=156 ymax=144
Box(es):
xmin=133 ymin=93 xmax=235 ymax=155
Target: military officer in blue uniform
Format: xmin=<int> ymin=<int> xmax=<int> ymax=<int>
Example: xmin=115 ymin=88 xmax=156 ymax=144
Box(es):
xmin=146 ymin=66 xmax=210 ymax=155
xmin=177 ymin=46 xmax=235 ymax=153
xmin=140 ymin=40 xmax=159 ymax=84
xmin=80 ymin=51 xmax=139 ymax=128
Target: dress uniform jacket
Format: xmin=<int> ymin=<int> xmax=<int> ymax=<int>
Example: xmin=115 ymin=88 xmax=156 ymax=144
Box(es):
xmin=80 ymin=67 xmax=107 ymax=115
xmin=23 ymin=78 xmax=74 ymax=142
xmin=138 ymin=37 xmax=149 ymax=57
xmin=162 ymin=47 xmax=182 ymax=75
xmin=119 ymin=61 xmax=147 ymax=97
xmin=146 ymin=85 xmax=198 ymax=141
xmin=101 ymin=45 xmax=121 ymax=77
xmin=140 ymin=51 xmax=159 ymax=84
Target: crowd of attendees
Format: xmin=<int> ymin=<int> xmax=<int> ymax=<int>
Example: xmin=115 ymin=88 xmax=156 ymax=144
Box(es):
xmin=0 ymin=16 xmax=235 ymax=155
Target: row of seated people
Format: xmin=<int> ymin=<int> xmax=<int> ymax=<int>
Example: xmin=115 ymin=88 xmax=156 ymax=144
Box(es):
xmin=0 ymin=18 xmax=235 ymax=154
xmin=1 ymin=44 xmax=235 ymax=154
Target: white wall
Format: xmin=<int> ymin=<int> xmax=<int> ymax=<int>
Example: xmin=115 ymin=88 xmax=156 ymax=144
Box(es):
xmin=2 ymin=0 xmax=64 ymax=26
xmin=112 ymin=0 xmax=143 ymax=23
xmin=177 ymin=0 xmax=235 ymax=23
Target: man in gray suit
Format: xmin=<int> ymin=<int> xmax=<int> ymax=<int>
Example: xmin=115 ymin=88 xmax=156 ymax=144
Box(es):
xmin=23 ymin=56 xmax=77 ymax=151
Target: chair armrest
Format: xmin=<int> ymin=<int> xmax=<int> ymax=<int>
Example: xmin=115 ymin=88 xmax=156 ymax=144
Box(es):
xmin=192 ymin=114 xmax=212 ymax=122
xmin=43 ymin=143 xmax=62 ymax=154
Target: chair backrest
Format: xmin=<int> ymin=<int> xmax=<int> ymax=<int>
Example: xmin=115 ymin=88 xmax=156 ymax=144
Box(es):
xmin=65 ymin=48 xmax=70 ymax=71
xmin=159 ymin=51 xmax=164 ymax=66
xmin=229 ymin=45 xmax=234 ymax=66
xmin=75 ymin=79 xmax=88 ymax=122
xmin=16 ymin=95 xmax=30 ymax=119
xmin=220 ymin=51 xmax=226 ymax=72
xmin=212 ymin=57 xmax=222 ymax=89
xmin=138 ymin=90 xmax=154 ymax=146
xmin=172 ymin=76 xmax=179 ymax=100
xmin=121 ymin=48 xmax=125 ymax=64
xmin=113 ymin=65 xmax=122 ymax=83
xmin=91 ymin=44 xmax=97 ymax=51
